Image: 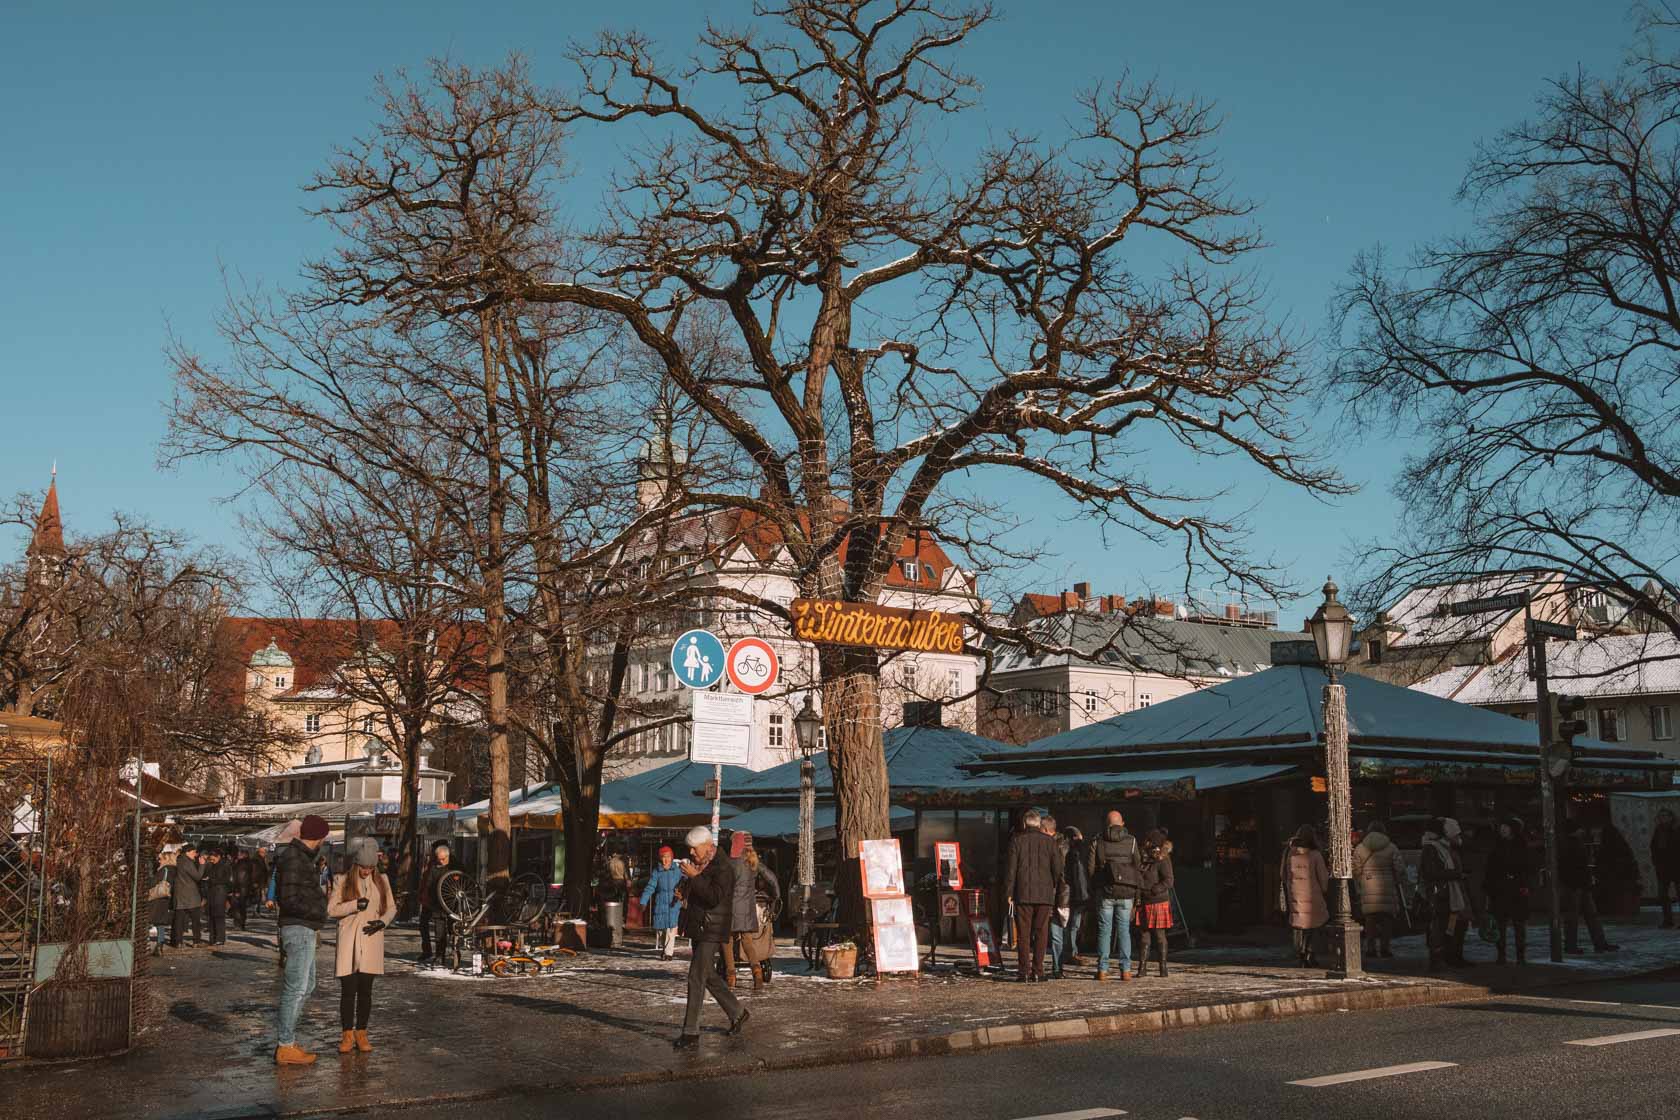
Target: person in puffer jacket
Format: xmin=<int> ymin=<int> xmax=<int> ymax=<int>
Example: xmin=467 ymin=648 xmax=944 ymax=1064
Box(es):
xmin=1352 ymin=820 xmax=1405 ymax=959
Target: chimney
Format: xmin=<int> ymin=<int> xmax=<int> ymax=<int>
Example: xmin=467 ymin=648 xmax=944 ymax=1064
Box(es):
xmin=1073 ymin=581 xmax=1091 ymax=600
xmin=1061 ymin=591 xmax=1078 ymax=611
xmin=1225 ymin=604 xmax=1241 ymax=621
xmin=1154 ymin=598 xmax=1174 ymax=617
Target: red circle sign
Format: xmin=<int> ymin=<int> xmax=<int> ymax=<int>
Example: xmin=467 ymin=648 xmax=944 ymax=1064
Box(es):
xmin=725 ymin=637 xmax=780 ymax=695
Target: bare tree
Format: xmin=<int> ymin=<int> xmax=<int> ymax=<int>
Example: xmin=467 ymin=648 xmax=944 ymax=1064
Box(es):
xmin=1333 ymin=10 xmax=1680 ymax=660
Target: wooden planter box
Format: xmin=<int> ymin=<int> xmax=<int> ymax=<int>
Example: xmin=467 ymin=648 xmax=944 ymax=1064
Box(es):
xmin=24 ymin=979 xmax=131 ymax=1060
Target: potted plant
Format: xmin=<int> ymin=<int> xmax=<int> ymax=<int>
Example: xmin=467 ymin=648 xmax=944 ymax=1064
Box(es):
xmin=821 ymin=939 xmax=858 ymax=979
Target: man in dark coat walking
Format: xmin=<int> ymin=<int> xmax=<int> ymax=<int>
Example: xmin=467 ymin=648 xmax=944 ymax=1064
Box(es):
xmin=171 ymin=843 xmax=205 ymax=947
xmin=1561 ymin=821 xmax=1619 ymax=954
xmin=202 ymin=847 xmax=231 ymax=945
xmin=1003 ymin=808 xmax=1065 ymax=982
xmin=674 ymin=826 xmax=746 ymax=1050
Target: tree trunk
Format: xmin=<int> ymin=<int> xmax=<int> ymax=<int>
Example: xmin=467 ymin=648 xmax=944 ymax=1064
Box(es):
xmin=397 ymin=721 xmax=422 ymax=919
xmin=482 ymin=312 xmax=512 ymax=890
xmin=561 ymin=776 xmax=601 ymax=916
xmin=820 ymin=644 xmax=889 ymax=931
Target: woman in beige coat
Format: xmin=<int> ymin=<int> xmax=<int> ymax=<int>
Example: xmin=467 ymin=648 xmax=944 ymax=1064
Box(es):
xmin=1280 ymin=825 xmax=1330 ymax=968
xmin=327 ymin=838 xmax=397 ymax=1054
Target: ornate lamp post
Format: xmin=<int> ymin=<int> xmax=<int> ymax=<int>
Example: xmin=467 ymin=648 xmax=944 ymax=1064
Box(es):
xmin=793 ymin=693 xmax=822 ymax=943
xmin=1308 ymin=578 xmax=1363 ymax=979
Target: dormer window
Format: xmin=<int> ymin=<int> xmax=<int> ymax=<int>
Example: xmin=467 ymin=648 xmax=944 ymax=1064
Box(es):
xmin=274 ymin=675 xmax=287 ymax=690
xmin=901 ymin=560 xmax=920 ymax=582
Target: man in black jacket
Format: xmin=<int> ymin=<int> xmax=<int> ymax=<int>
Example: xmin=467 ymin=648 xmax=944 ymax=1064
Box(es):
xmin=202 ymin=847 xmax=231 ymax=946
xmin=1086 ymin=810 xmax=1145 ymax=980
xmin=674 ymin=826 xmax=746 ymax=1050
xmin=274 ymin=815 xmax=330 ymax=1065
xmin=1003 ymin=809 xmax=1065 ymax=982
xmin=170 ymin=843 xmax=204 ymax=948
xmin=418 ymin=842 xmax=454 ymax=965
xmin=1561 ymin=821 xmax=1618 ymax=954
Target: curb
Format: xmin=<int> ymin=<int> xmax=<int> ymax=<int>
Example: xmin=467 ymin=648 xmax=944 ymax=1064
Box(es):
xmin=266 ymin=979 xmax=1486 ymax=1119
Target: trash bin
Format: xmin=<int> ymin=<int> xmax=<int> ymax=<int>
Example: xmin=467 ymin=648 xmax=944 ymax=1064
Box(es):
xmin=601 ymin=901 xmax=625 ymax=948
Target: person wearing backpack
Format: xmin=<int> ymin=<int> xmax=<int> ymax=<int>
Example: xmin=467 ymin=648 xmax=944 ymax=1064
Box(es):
xmin=1085 ymin=810 xmax=1145 ymax=980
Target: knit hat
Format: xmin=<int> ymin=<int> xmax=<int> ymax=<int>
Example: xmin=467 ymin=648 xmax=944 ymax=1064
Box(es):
xmin=658 ymin=845 xmax=673 ymax=857
xmin=684 ymin=825 xmax=714 ymax=848
xmin=349 ymin=837 xmax=379 ymax=867
xmin=299 ymin=815 xmax=330 ymax=841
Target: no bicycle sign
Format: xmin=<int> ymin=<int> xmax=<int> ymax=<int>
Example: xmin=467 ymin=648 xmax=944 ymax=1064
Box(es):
xmin=724 ymin=637 xmax=779 ymax=695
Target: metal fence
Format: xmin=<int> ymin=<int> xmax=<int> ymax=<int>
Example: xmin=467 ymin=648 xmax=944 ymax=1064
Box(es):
xmin=0 ymin=754 xmax=49 ymax=1060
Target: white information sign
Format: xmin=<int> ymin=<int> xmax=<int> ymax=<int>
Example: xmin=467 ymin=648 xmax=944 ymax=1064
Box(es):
xmin=690 ymin=690 xmax=755 ymax=766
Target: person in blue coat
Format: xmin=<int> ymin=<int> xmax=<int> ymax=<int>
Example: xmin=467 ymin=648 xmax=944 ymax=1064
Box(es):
xmin=640 ymin=845 xmax=686 ymax=959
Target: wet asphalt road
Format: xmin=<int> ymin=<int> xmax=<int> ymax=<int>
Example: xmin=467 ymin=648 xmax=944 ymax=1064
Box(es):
xmin=329 ymin=969 xmax=1680 ymax=1120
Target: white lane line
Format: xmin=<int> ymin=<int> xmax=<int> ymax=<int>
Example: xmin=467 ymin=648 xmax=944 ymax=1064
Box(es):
xmin=1009 ymin=1111 xmax=1125 ymax=1120
xmin=1289 ymin=1061 xmax=1458 ymax=1087
xmin=1564 ymin=1028 xmax=1680 ymax=1047
xmin=1567 ymin=999 xmax=1623 ymax=1007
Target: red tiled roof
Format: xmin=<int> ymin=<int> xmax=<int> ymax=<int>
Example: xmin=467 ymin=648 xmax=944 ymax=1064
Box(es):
xmin=214 ymin=618 xmax=487 ymax=707
xmin=706 ymin=508 xmax=965 ymax=591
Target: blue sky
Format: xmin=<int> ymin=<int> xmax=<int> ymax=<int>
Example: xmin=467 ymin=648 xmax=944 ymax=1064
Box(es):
xmin=0 ymin=1 xmax=1635 ymax=616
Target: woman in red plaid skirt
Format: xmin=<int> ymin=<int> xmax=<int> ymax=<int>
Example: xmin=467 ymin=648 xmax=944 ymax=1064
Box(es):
xmin=1135 ymin=830 xmax=1175 ymax=977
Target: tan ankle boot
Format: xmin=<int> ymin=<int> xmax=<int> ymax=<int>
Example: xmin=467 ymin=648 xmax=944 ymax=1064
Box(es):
xmin=276 ymin=1043 xmax=317 ymax=1065
xmin=337 ymin=1030 xmax=355 ymax=1054
xmin=354 ymin=1030 xmax=372 ymax=1053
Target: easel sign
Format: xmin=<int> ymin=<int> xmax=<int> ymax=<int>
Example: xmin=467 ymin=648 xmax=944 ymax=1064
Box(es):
xmin=969 ymin=915 xmax=997 ymax=969
xmin=858 ymin=838 xmax=906 ymax=898
xmin=935 ymin=841 xmax=962 ymax=889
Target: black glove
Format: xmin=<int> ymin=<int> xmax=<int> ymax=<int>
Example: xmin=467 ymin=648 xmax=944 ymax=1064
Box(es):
xmin=356 ymin=898 xmax=369 ymax=912
xmin=362 ymin=920 xmax=386 ymax=935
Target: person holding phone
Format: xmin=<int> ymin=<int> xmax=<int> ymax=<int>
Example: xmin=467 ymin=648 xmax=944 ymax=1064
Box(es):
xmin=673 ymin=826 xmax=746 ymax=1051
xmin=326 ymin=838 xmax=397 ymax=1055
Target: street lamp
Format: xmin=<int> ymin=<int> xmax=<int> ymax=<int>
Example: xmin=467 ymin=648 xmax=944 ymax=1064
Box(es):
xmin=793 ymin=693 xmax=822 ymax=944
xmin=1308 ymin=578 xmax=1363 ymax=979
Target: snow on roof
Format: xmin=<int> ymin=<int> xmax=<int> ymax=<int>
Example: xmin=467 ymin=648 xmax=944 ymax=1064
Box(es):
xmin=1372 ymin=572 xmax=1559 ymax=650
xmin=985 ymin=612 xmax=1304 ymax=677
xmin=1414 ymin=633 xmax=1680 ymax=704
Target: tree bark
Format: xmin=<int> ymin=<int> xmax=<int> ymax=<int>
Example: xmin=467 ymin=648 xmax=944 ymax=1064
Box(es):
xmin=820 ymin=644 xmax=888 ymax=930
xmin=482 ymin=312 xmax=512 ymax=890
xmin=397 ymin=718 xmax=422 ymax=919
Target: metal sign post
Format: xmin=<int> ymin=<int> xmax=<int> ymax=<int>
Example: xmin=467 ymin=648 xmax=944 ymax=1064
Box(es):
xmin=711 ymin=764 xmax=722 ymax=837
xmin=1527 ymin=604 xmax=1566 ymax=963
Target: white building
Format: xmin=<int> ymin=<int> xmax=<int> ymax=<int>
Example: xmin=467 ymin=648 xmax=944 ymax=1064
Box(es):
xmin=1413 ymin=632 xmax=1680 ymax=759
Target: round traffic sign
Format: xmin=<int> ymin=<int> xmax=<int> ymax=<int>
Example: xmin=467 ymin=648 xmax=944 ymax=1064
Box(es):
xmin=671 ymin=629 xmax=726 ymax=689
xmin=725 ymin=637 xmax=779 ymax=695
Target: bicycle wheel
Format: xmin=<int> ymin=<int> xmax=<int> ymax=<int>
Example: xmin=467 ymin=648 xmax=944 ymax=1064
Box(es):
xmin=436 ymin=869 xmax=481 ymax=923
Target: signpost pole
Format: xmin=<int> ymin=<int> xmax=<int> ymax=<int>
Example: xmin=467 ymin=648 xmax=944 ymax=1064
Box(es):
xmin=711 ymin=764 xmax=722 ymax=838
xmin=1527 ymin=604 xmax=1565 ymax=963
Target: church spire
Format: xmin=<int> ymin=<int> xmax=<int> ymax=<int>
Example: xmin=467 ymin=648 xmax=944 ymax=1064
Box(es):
xmin=29 ymin=472 xmax=65 ymax=560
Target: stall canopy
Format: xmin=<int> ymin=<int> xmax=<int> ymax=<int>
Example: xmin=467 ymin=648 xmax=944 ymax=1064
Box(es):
xmin=904 ymin=762 xmax=1297 ymax=809
xmin=725 ymin=725 xmax=1007 ymax=804
xmin=721 ymin=802 xmax=916 ymax=842
xmin=454 ymin=765 xmax=730 ymax=831
xmin=957 ymin=660 xmax=1675 ymax=792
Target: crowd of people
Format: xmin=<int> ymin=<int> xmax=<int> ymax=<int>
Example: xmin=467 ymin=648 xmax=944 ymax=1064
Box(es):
xmin=146 ymin=841 xmax=269 ymax=953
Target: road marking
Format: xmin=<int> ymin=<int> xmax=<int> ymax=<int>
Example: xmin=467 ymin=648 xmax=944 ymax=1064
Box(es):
xmin=1009 ymin=1111 xmax=1125 ymax=1120
xmin=1564 ymin=1028 xmax=1680 ymax=1047
xmin=1289 ymin=1061 xmax=1458 ymax=1087
xmin=1567 ymin=999 xmax=1622 ymax=1007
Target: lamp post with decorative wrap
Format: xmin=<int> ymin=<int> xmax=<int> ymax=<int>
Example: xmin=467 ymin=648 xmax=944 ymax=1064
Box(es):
xmin=1309 ymin=578 xmax=1363 ymax=979
xmin=793 ymin=693 xmax=822 ymax=944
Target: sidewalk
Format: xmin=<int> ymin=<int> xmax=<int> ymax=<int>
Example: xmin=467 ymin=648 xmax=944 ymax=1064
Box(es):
xmin=7 ymin=916 xmax=1678 ymax=1120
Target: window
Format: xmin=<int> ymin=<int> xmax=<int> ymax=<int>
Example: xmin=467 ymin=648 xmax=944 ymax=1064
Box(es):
xmin=901 ymin=662 xmax=918 ymax=690
xmin=1653 ymin=705 xmax=1674 ymax=741
xmin=362 ymin=714 xmax=375 ymax=734
xmin=1035 ymin=690 xmax=1058 ymax=717
xmin=304 ymin=713 xmax=321 ymax=734
xmin=768 ymin=712 xmax=785 ymax=749
xmin=900 ymin=560 xmax=920 ymax=582
xmin=1367 ymin=641 xmax=1383 ymax=665
xmin=1597 ymin=708 xmax=1621 ymax=742
xmin=657 ymin=665 xmax=673 ymax=692
xmin=1083 ymin=690 xmax=1098 ymax=714
xmin=1138 ymin=693 xmax=1153 ymax=709
xmin=947 ymin=668 xmax=962 ymax=697
xmin=274 ymin=675 xmax=288 ymax=690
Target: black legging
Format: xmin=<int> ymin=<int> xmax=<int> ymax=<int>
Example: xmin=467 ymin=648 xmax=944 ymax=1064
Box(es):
xmin=339 ymin=972 xmax=376 ymax=1030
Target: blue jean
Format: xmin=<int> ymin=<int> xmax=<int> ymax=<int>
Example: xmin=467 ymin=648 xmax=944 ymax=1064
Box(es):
xmin=1049 ymin=921 xmax=1065 ymax=974
xmin=1095 ymin=897 xmax=1135 ymax=974
xmin=277 ymin=924 xmax=318 ymax=1046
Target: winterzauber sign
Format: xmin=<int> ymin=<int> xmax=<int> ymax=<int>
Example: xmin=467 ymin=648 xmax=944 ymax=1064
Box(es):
xmin=790 ymin=598 xmax=965 ymax=654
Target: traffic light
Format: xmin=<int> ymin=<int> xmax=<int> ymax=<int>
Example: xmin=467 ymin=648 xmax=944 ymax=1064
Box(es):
xmin=1555 ymin=694 xmax=1589 ymax=750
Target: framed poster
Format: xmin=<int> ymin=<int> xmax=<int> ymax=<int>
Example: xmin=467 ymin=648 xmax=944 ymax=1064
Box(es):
xmin=872 ymin=919 xmax=921 ymax=975
xmin=938 ymin=893 xmax=961 ymax=917
xmin=969 ymin=916 xmax=997 ymax=969
xmin=858 ymin=837 xmax=905 ymax=898
xmin=934 ymin=841 xmax=963 ymax=889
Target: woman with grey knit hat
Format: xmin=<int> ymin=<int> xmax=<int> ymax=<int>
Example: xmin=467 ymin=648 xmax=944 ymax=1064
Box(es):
xmin=327 ymin=837 xmax=398 ymax=1054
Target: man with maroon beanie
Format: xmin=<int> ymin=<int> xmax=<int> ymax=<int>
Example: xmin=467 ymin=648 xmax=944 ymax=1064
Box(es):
xmin=274 ymin=814 xmax=330 ymax=1065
